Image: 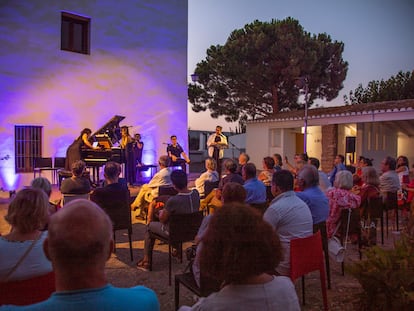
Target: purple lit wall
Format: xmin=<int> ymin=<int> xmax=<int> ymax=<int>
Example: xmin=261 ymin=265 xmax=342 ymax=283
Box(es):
xmin=0 ymin=0 xmax=188 ymax=190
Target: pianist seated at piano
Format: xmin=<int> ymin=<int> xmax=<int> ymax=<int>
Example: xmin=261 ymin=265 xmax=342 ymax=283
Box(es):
xmin=130 ymin=155 xmax=172 ymax=218
xmin=61 ymin=160 xmax=91 ymax=195
xmin=65 ymin=128 xmax=99 ymax=171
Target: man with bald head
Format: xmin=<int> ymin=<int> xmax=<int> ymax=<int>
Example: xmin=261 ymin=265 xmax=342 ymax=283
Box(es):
xmin=0 ymin=199 xmax=159 ymax=310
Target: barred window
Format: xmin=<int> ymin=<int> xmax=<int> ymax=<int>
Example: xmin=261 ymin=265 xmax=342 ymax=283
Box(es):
xmin=15 ymin=126 xmax=43 ymax=173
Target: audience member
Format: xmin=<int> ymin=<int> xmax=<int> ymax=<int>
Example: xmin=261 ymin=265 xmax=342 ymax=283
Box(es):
xmin=396 ymin=155 xmax=410 ymax=184
xmin=200 ymin=158 xmax=243 ymax=213
xmin=258 ymin=156 xmax=275 ymax=186
xmin=272 ymin=153 xmax=283 ymax=171
xmin=308 ymin=157 xmax=331 ymax=192
xmin=183 ymin=204 xmax=300 ymax=311
xmin=0 ymin=188 xmax=52 ymax=282
xmin=1 ymin=199 xmax=160 ymax=310
xmin=192 ymin=182 xmax=247 ymax=286
xmin=194 ymin=157 xmax=219 ymax=197
xmin=242 ymin=163 xmax=266 ymax=205
xmin=60 ymin=160 xmax=91 ymax=195
xmin=31 ymin=177 xmax=59 ymax=215
xmin=284 ymin=153 xmax=308 ymax=176
xmin=130 ymin=155 xmax=172 ymax=218
xmin=235 ymin=152 xmax=249 ymax=175
xmin=328 ymin=154 xmax=346 ymax=186
xmin=263 ymin=170 xmax=313 ymax=276
xmin=90 ymin=161 xmax=130 ymax=212
xmin=379 ymin=156 xmax=400 ymax=194
xmin=296 ymin=164 xmax=329 ymax=225
xmin=137 ymin=170 xmax=200 ymax=271
xmin=326 ymin=171 xmax=361 ymax=238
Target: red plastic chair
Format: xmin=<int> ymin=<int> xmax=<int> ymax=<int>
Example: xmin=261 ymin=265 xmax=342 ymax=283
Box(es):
xmin=0 ymin=272 xmax=55 ymax=306
xmin=290 ymin=231 xmax=328 ymax=311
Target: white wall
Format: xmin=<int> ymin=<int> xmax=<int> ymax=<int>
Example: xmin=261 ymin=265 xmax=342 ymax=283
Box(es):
xmin=0 ymin=0 xmax=188 ymax=190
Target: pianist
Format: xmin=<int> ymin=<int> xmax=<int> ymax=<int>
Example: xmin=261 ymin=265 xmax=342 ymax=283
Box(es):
xmin=65 ymin=128 xmax=98 ymax=171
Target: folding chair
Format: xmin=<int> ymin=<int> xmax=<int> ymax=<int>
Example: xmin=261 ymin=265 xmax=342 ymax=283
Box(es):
xmin=149 ymin=211 xmax=203 ymax=285
xmin=290 ymin=231 xmax=328 ymax=311
xmin=0 ymin=272 xmax=55 ymax=306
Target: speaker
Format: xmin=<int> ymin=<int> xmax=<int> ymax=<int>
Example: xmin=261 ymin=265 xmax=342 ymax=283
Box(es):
xmin=345 ymin=136 xmax=356 ymax=153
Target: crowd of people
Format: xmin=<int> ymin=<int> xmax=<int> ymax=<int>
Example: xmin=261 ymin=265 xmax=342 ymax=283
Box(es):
xmin=1 ymin=123 xmax=414 ymax=309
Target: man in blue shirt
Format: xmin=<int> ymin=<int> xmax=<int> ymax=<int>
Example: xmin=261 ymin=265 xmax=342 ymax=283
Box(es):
xmin=328 ymin=154 xmax=346 ymax=186
xmin=242 ymin=163 xmax=266 ymax=204
xmin=296 ymin=164 xmax=329 ymax=225
xmin=0 ymin=200 xmax=160 ymax=311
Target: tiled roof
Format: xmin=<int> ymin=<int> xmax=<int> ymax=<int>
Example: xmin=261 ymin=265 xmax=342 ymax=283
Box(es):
xmin=248 ymin=99 xmax=414 ymax=123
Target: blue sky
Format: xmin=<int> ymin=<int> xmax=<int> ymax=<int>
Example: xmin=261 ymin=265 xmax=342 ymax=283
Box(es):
xmin=187 ymin=0 xmax=414 ymax=131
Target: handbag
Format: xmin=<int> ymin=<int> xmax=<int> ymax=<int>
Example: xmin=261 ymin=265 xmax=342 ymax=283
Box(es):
xmin=328 ymin=209 xmax=351 ymax=263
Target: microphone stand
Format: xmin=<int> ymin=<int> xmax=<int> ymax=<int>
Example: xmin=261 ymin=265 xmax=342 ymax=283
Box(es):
xmin=228 ymin=141 xmax=241 ymax=160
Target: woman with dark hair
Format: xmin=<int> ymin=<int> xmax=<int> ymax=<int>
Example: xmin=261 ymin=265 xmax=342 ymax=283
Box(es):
xmin=396 ymin=155 xmax=410 ymax=184
xmin=185 ymin=203 xmax=299 ymax=310
xmin=65 ymin=128 xmax=96 ymax=170
xmin=120 ymin=126 xmax=135 ymax=185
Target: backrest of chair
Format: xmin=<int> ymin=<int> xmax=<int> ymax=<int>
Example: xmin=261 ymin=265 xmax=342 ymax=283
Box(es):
xmin=33 ymin=157 xmax=52 ymax=168
xmin=367 ymin=196 xmax=384 ymax=219
xmin=54 ymin=157 xmax=66 ymax=169
xmin=97 ymin=189 xmax=132 ymax=231
xmin=0 ymin=272 xmax=55 ymax=306
xmin=290 ymin=231 xmax=324 ymax=281
xmin=339 ymin=208 xmax=361 ymax=237
xmin=204 ymin=180 xmax=219 ymax=197
xmin=168 ymin=211 xmax=204 ymax=244
xmin=63 ymin=193 xmax=89 ymax=206
xmin=159 ymin=185 xmax=178 ymax=196
xmin=383 ymin=191 xmax=398 ymax=210
xmin=265 ymin=186 xmax=274 ymax=202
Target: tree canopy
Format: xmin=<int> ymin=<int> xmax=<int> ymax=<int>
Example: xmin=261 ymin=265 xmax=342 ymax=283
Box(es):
xmin=189 ymin=17 xmax=348 ymax=126
xmin=344 ymin=70 xmax=414 ymax=105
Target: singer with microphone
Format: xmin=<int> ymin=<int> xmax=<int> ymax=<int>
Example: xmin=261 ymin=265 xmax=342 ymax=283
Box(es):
xmin=166 ymin=135 xmax=190 ymax=173
xmin=120 ymin=126 xmax=135 ymax=185
xmin=207 ymin=125 xmax=228 ymax=177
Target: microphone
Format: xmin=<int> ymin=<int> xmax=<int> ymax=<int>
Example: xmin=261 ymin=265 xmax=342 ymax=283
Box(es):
xmin=162 ymin=142 xmax=170 ymax=145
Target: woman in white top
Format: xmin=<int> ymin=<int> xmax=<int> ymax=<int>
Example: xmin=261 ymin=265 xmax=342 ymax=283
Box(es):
xmin=0 ymin=188 xmax=52 ymax=281
xmin=194 ymin=157 xmax=219 ymax=197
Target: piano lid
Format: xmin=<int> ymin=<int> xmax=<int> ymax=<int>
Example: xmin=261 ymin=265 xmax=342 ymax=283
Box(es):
xmin=90 ymin=115 xmax=125 ymax=145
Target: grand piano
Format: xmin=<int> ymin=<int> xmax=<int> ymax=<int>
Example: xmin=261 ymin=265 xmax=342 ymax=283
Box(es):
xmin=81 ymin=115 xmax=126 ymax=182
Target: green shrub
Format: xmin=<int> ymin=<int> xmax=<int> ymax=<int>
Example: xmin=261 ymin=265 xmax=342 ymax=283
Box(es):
xmin=348 ymin=219 xmax=414 ymax=310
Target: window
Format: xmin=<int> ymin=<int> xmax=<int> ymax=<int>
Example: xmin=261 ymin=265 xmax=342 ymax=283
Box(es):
xmin=61 ymin=12 xmax=90 ymax=54
xmin=269 ymin=128 xmax=281 ymax=148
xmin=15 ymin=126 xmax=43 ymax=173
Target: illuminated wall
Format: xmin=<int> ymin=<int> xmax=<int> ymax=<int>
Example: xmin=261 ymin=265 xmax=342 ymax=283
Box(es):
xmin=0 ymin=0 xmax=188 ymax=190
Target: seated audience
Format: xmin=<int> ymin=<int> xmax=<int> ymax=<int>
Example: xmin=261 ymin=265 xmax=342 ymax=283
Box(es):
xmin=60 ymin=160 xmax=91 ymax=194
xmin=263 ymin=170 xmax=313 ymax=276
xmin=379 ymin=156 xmax=400 ymax=195
xmin=296 ymin=164 xmax=329 ymax=225
xmin=194 ymin=157 xmax=219 ymax=197
xmin=192 ymin=182 xmax=247 ymax=286
xmin=272 ymin=153 xmax=283 ymax=171
xmin=396 ymin=155 xmax=410 ymax=184
xmin=1 ymin=199 xmax=159 ymax=310
xmin=242 ymin=163 xmax=266 ymax=205
xmin=326 ymin=170 xmax=361 ymax=238
xmin=258 ymin=156 xmax=275 ymax=186
xmin=31 ymin=177 xmax=59 ymax=215
xmin=183 ymin=204 xmax=300 ymax=311
xmin=137 ymin=170 xmax=200 ymax=271
xmin=235 ymin=152 xmax=249 ymax=175
xmin=90 ymin=161 xmax=130 ymax=211
xmin=284 ymin=153 xmax=308 ymax=176
xmin=130 ymin=155 xmax=172 ymax=218
xmin=0 ymin=188 xmax=52 ymax=281
xmin=308 ymin=157 xmax=331 ymax=192
xmin=328 ymin=154 xmax=347 ymax=186
xmin=200 ymin=158 xmax=243 ymax=213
